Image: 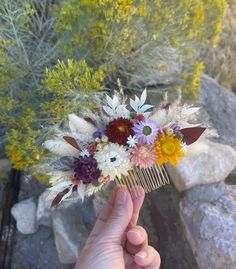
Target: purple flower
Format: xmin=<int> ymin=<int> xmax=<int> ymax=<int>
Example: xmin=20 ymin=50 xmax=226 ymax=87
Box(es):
xmin=92 ymin=129 xmax=105 ymax=139
xmin=170 ymin=123 xmax=181 ymax=131
xmin=74 ymin=156 xmax=101 ymax=184
xmin=132 ymin=119 xmax=159 ymax=145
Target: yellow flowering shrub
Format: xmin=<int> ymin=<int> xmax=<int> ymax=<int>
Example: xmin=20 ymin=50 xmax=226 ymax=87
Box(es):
xmin=55 ymin=0 xmax=227 ymax=98
xmin=40 ymin=59 xmax=106 ymax=123
xmin=0 ymin=0 xmax=227 ymax=175
xmin=54 ymin=0 xmax=142 ymax=63
xmin=201 ymin=0 xmax=236 ymax=93
xmin=179 ymin=62 xmax=205 ymax=99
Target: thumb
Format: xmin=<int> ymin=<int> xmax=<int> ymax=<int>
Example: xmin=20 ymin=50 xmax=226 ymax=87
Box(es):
xmin=101 ymin=187 xmax=133 ymax=240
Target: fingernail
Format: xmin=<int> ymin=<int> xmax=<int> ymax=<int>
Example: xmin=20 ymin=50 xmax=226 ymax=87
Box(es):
xmin=127 ymin=230 xmax=142 ymax=241
xmin=116 ymin=189 xmax=127 ymax=205
xmin=135 ymin=251 xmax=147 ymax=259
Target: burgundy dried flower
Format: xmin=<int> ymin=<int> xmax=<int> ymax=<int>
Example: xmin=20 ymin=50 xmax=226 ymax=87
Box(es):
xmin=74 ymin=156 xmax=101 ymax=184
xmin=105 ymin=117 xmax=133 ymax=145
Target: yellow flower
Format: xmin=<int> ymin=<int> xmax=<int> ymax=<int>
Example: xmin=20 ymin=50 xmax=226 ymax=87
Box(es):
xmin=155 ymin=134 xmax=184 ymax=166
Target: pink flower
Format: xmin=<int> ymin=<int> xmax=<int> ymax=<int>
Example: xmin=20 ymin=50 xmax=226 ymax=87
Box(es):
xmin=129 ymin=144 xmax=157 ymax=169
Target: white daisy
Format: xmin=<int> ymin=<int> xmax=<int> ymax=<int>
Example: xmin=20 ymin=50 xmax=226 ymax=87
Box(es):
xmin=80 ymin=149 xmax=90 ymax=157
xmin=127 ymin=135 xmax=138 ymax=148
xmin=94 ymin=143 xmax=132 ymax=180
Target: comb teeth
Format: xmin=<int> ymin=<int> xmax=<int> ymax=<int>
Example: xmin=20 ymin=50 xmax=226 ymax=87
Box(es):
xmin=115 ymin=164 xmax=170 ymax=197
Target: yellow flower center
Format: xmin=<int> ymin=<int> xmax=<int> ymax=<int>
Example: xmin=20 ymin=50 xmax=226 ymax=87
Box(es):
xmin=117 ymin=125 xmax=126 ymax=133
xmin=161 ymin=141 xmax=176 ymax=155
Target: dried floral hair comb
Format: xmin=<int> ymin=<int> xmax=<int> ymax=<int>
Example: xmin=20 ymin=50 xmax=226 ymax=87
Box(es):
xmin=41 ymin=89 xmax=205 ymax=207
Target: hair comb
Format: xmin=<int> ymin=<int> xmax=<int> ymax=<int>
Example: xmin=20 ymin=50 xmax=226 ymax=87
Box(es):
xmin=40 ymin=89 xmax=206 ymax=207
xmin=115 ymin=164 xmax=170 ymax=197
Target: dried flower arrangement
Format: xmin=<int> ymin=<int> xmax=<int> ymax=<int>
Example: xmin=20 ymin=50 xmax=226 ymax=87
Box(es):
xmin=40 ymin=89 xmax=206 ymax=207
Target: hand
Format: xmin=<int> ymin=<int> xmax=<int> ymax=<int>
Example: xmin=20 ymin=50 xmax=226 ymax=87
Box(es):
xmin=75 ymin=186 xmax=161 ymax=269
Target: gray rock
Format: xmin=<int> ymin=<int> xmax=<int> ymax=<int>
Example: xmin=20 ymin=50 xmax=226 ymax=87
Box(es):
xmin=0 ymin=158 xmax=11 ymax=173
xmin=180 ymin=183 xmax=236 ymax=269
xmin=18 ymin=172 xmax=46 ymax=201
xmin=37 ymin=189 xmax=52 ymax=227
xmin=52 ymin=198 xmax=95 ymax=264
xmin=93 ymin=192 xmax=107 ymax=217
xmin=11 ymin=226 xmax=74 ymax=269
xmin=200 ymin=74 xmax=236 ymax=149
xmin=11 ymin=197 xmax=38 ymax=234
xmin=167 ymin=140 xmax=236 ymax=191
xmin=148 ymin=186 xmax=199 ymax=269
xmin=183 ymin=181 xmax=226 ymax=203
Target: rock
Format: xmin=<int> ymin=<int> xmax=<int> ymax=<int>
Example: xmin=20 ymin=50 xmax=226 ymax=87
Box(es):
xmin=180 ymin=183 xmax=236 ymax=269
xmin=148 ymin=186 xmax=199 ymax=269
xmin=226 ymin=171 xmax=236 ymax=185
xmin=18 ymin=172 xmax=46 ymax=201
xmin=11 ymin=226 xmax=74 ymax=269
xmin=52 ymin=198 xmax=95 ymax=264
xmin=200 ymin=74 xmax=236 ymax=149
xmin=0 ymin=158 xmax=11 ymax=173
xmin=183 ymin=181 xmax=226 ymax=203
xmin=11 ymin=197 xmax=38 ymax=234
xmin=167 ymin=140 xmax=236 ymax=191
xmin=93 ymin=192 xmax=107 ymax=217
xmin=37 ymin=189 xmax=52 ymax=227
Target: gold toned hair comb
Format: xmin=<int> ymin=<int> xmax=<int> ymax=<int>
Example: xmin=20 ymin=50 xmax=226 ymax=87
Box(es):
xmin=115 ymin=165 xmax=170 ymax=197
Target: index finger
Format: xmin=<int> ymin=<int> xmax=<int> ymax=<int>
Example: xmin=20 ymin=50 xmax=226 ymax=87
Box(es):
xmin=128 ymin=186 xmax=145 ymax=227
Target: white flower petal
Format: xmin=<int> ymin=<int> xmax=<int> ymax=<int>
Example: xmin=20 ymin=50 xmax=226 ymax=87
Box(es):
xmin=112 ymin=95 xmax=120 ymax=108
xmin=143 ymin=112 xmax=152 ymax=118
xmin=49 ymin=181 xmax=70 ymax=191
xmin=115 ymin=105 xmax=130 ymax=118
xmin=139 ymin=104 xmax=153 ymax=112
xmin=60 ymin=187 xmax=73 ymax=203
xmin=130 ymin=98 xmax=139 ymax=111
xmin=106 ymin=94 xmax=113 ymax=107
xmin=44 ymin=139 xmax=80 ymax=157
xmin=103 ymin=105 xmax=113 ymax=116
xmin=140 ymin=89 xmax=147 ymax=106
xmin=68 ymin=114 xmax=96 ymax=136
xmin=77 ymin=183 xmax=86 ymax=202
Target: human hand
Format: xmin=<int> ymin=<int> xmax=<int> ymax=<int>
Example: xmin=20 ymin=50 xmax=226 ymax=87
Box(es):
xmin=75 ymin=186 xmax=161 ymax=269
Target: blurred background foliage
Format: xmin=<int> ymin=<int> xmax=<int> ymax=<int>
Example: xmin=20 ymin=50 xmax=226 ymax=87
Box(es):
xmin=201 ymin=0 xmax=236 ymax=93
xmin=0 ymin=0 xmax=227 ymax=175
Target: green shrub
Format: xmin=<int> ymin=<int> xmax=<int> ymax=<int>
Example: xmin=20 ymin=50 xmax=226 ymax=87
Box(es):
xmin=0 ymin=0 xmax=227 ymax=174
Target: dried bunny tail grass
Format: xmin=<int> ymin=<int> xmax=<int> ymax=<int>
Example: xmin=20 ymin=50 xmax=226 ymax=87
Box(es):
xmin=115 ymin=164 xmax=170 ymax=198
